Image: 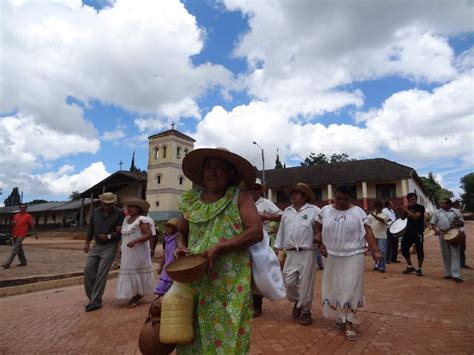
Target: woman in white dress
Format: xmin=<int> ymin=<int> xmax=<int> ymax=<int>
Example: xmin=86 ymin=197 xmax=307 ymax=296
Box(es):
xmin=115 ymin=198 xmax=155 ymax=307
xmin=315 ymin=185 xmax=382 ymax=341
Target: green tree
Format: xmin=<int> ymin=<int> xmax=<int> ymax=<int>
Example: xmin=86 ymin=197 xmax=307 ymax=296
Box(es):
xmin=69 ymin=191 xmax=81 ymax=200
xmin=460 ymin=172 xmax=474 ymax=212
xmin=28 ymin=199 xmax=49 ymax=204
xmin=301 ymin=152 xmax=353 ymax=166
xmin=275 ymin=152 xmax=283 ymax=169
xmin=420 ymin=172 xmax=453 ymax=206
xmin=4 ymin=187 xmax=21 ymax=206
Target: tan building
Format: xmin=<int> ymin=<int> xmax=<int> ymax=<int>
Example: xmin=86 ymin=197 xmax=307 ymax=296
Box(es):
xmin=146 ymin=127 xmax=195 ymax=220
xmin=261 ymin=158 xmax=436 ymax=213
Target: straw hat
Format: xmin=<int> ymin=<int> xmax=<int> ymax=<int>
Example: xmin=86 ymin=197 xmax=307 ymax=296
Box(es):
xmin=182 ymin=148 xmax=256 ymax=188
xmin=163 ymin=217 xmax=180 ymax=230
xmin=99 ymin=192 xmax=117 ymax=204
xmin=252 ymin=178 xmax=267 ymax=192
xmin=123 ymin=198 xmax=151 ymax=212
xmin=285 ymin=182 xmax=317 ymax=203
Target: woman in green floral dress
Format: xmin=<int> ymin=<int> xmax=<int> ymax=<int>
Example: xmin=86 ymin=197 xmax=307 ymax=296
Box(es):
xmin=174 ymin=148 xmax=263 ymax=354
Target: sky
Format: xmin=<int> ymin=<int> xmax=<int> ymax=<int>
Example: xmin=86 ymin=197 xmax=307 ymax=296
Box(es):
xmin=0 ymin=0 xmax=473 ymax=205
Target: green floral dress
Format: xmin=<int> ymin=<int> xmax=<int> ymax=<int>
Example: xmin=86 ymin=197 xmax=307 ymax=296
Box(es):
xmin=176 ymin=185 xmax=252 ymax=355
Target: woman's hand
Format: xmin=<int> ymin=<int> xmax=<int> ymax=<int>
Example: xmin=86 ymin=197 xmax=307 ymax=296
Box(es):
xmin=173 ymin=247 xmax=191 ymax=259
xmin=126 ymin=240 xmax=135 ymax=248
xmin=319 ymin=244 xmax=328 ymax=257
xmin=203 ymin=245 xmax=222 ymax=270
xmin=371 ymin=248 xmax=382 ymax=262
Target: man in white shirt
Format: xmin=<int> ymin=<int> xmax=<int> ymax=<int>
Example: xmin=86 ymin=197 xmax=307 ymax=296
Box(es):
xmin=274 ymin=182 xmax=320 ymax=326
xmin=431 ymin=198 xmax=465 ymax=283
xmin=451 ymin=197 xmax=470 ymax=269
xmin=249 ymin=178 xmax=283 ymax=317
xmin=383 ymin=201 xmax=399 ymax=264
xmin=368 ymin=201 xmax=389 ymax=273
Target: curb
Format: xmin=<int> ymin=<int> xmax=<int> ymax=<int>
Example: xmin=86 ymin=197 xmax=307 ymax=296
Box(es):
xmin=0 ymin=270 xmax=120 ymax=298
xmin=0 ymin=264 xmax=159 ymax=298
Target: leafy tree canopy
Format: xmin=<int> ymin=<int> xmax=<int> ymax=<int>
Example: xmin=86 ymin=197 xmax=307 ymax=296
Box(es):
xmin=420 ymin=172 xmax=453 ymax=207
xmin=460 ymin=172 xmax=474 ymax=212
xmin=4 ymin=187 xmax=21 ymax=206
xmin=301 ymin=152 xmax=354 ymax=166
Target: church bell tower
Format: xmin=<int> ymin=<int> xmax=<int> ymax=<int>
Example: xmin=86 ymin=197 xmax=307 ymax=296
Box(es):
xmin=146 ymin=123 xmax=195 ymax=221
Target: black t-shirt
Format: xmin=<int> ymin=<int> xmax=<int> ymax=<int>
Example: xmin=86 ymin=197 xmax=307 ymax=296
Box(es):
xmin=405 ymin=204 xmax=425 ymax=236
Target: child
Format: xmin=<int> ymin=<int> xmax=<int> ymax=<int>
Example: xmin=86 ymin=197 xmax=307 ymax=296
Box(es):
xmin=155 ymin=217 xmax=179 ymax=296
xmin=368 ymin=200 xmax=389 ymax=273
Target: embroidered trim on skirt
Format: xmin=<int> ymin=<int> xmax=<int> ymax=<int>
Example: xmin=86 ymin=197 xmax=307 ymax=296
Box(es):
xmin=321 ymin=252 xmax=364 ymax=323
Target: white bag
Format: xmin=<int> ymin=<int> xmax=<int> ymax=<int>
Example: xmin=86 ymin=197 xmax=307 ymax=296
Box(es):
xmin=249 ymin=230 xmax=286 ymax=301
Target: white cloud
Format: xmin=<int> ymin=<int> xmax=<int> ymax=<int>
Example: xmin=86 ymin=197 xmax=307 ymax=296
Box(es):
xmin=194 ymin=73 xmax=474 ymax=170
xmin=223 ymin=0 xmax=471 ymax=117
xmin=102 ymin=127 xmax=126 ymax=143
xmin=34 ymin=162 xmax=110 ymax=195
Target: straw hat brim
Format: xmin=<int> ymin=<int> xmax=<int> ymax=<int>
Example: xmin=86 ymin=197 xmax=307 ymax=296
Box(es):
xmin=99 ymin=192 xmax=117 ymax=204
xmin=182 ymin=148 xmax=256 ymax=188
xmin=163 ymin=217 xmax=180 ymax=230
xmin=285 ymin=184 xmax=317 ymax=203
xmin=123 ymin=198 xmax=151 ymax=212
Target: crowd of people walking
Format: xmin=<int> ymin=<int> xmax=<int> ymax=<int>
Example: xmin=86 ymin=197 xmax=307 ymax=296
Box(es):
xmin=2 ymin=147 xmax=468 ymax=353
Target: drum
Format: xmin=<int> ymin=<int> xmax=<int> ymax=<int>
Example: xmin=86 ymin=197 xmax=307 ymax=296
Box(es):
xmin=389 ymin=218 xmax=407 ymax=238
xmin=443 ymin=228 xmax=461 ymax=246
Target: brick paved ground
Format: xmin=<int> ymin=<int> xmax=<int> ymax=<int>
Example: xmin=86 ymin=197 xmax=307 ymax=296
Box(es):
xmin=0 ymin=223 xmax=473 ymax=354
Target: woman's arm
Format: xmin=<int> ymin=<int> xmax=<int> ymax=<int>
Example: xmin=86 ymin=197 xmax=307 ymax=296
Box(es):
xmin=314 ymin=221 xmax=327 ymax=257
xmin=127 ymin=222 xmax=152 ymax=248
xmin=174 ymin=218 xmax=191 ymax=258
xmin=204 ymin=189 xmax=263 ymax=269
xmin=364 ymin=224 xmax=382 ymax=261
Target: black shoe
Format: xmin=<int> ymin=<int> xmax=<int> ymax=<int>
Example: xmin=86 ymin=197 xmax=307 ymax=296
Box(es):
xmin=16 ymin=263 xmax=27 ymax=267
xmin=379 ymin=268 xmax=386 ymax=273
xmin=300 ymin=312 xmax=312 ymax=326
xmin=386 ymin=261 xmax=391 ymax=264
xmin=2 ymin=264 xmax=10 ymax=269
xmin=416 ymin=269 xmax=423 ymax=277
xmin=452 ymin=277 xmax=464 ymax=283
xmin=318 ymin=265 xmax=324 ymax=270
xmin=443 ymin=275 xmax=453 ymax=279
xmin=461 ymin=265 xmax=471 ymax=269
xmin=373 ymin=266 xmax=378 ymax=271
xmin=292 ymin=302 xmax=301 ymax=319
xmin=253 ymin=308 xmax=262 ymax=318
xmin=85 ymin=303 xmax=102 ymax=312
xmin=403 ymin=266 xmax=415 ymax=274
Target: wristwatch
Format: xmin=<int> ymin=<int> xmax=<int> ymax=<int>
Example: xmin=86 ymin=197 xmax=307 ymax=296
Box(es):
xmin=107 ymin=234 xmax=112 ymax=240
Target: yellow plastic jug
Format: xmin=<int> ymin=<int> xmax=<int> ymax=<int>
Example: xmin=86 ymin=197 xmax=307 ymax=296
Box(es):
xmin=159 ymin=282 xmax=194 ymax=344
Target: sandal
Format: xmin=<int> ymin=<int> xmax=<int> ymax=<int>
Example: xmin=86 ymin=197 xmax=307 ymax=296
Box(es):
xmin=335 ymin=320 xmax=345 ymax=329
xmin=345 ymin=330 xmax=357 ymax=341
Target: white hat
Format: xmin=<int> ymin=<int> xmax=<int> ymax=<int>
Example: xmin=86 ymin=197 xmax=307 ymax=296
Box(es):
xmin=450 ymin=197 xmax=460 ymax=204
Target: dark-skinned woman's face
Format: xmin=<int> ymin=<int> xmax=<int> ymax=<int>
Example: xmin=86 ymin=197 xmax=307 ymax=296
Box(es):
xmin=202 ymin=157 xmax=235 ymax=191
xmin=334 ymin=192 xmax=351 ymax=210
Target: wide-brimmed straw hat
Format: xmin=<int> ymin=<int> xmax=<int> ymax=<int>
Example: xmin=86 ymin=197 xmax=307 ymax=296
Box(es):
xmin=163 ymin=217 xmax=180 ymax=230
xmin=123 ymin=198 xmax=151 ymax=212
xmin=182 ymin=148 xmax=256 ymax=188
xmin=99 ymin=192 xmax=117 ymax=204
xmin=285 ymin=182 xmax=317 ymax=203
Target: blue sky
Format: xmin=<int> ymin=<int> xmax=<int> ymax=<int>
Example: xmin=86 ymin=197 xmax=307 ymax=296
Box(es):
xmin=0 ymin=0 xmax=473 ymax=204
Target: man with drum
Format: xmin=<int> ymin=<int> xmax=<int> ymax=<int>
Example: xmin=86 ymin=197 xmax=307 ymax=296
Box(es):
xmin=451 ymin=197 xmax=470 ymax=269
xmin=401 ymin=193 xmax=425 ymax=276
xmin=431 ymin=198 xmax=465 ymax=283
xmin=383 ymin=201 xmax=399 ymax=264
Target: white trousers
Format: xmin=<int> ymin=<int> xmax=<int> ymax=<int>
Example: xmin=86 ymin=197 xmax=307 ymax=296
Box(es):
xmin=282 ymin=249 xmax=316 ymax=312
xmin=438 ymin=235 xmax=461 ymax=278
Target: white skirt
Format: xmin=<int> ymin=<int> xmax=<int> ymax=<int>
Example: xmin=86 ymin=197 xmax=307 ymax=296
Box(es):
xmin=115 ymin=235 xmax=155 ymax=300
xmin=321 ymin=253 xmax=364 ymax=323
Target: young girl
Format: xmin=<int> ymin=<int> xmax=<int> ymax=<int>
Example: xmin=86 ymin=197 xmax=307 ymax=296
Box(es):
xmin=155 ymin=217 xmax=179 ymax=296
